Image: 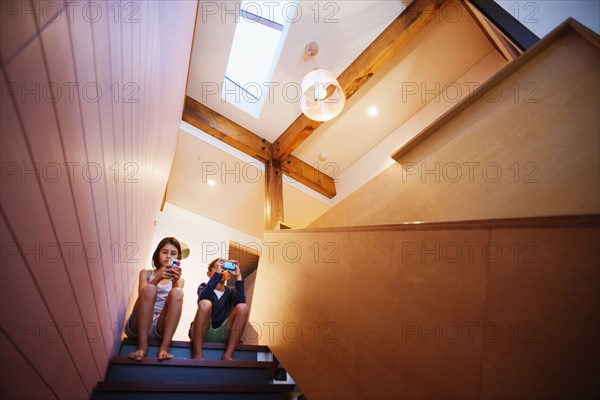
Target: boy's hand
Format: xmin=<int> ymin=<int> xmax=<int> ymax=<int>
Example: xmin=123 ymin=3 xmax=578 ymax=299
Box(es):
xmin=155 ymin=265 xmax=173 ymax=282
xmin=232 ymin=260 xmax=242 ymax=280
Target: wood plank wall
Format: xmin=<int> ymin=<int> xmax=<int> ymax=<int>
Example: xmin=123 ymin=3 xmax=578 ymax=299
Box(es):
xmin=310 ymin=23 xmax=600 ymax=229
xmin=250 ymin=216 xmax=599 ymax=399
xmin=0 ymin=1 xmax=197 ymax=398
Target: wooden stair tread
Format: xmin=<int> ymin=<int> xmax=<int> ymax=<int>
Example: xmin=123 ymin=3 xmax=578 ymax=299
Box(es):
xmin=121 ymin=338 xmax=270 ymax=352
xmin=111 ymin=356 xmax=276 ymax=369
xmin=95 ymin=381 xmax=294 ymax=393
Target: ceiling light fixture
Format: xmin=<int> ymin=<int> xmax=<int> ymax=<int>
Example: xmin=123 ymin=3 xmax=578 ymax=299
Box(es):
xmin=368 ymin=106 xmax=378 ymax=117
xmin=300 ymin=42 xmax=345 ymax=122
xmin=207 ymin=179 xmax=217 ymax=187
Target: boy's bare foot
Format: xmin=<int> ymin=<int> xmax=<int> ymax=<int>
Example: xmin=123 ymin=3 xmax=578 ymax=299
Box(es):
xmin=192 ymin=352 xmax=204 ymax=360
xmin=128 ymin=347 xmax=147 ymax=362
xmin=157 ymin=348 xmax=173 ymax=361
xmin=222 ymin=355 xmax=235 ymax=361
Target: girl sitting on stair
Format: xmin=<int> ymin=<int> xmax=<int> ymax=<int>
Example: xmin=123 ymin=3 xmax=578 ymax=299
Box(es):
xmin=124 ymin=237 xmax=185 ymax=361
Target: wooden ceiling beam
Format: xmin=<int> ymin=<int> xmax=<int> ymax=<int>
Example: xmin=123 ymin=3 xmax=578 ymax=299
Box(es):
xmin=183 ymin=96 xmax=272 ymax=162
xmin=183 ymin=96 xmax=337 ymax=198
xmin=272 ymin=0 xmax=450 ymax=160
xmin=264 ymin=159 xmax=285 ymax=230
xmin=280 ymin=155 xmax=336 ymax=198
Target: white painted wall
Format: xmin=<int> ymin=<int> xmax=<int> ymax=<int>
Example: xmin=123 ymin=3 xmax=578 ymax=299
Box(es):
xmin=145 ymin=202 xmax=262 ymax=341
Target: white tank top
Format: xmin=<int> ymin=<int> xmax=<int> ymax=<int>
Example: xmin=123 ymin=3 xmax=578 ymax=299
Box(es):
xmin=149 ymin=271 xmax=172 ymax=315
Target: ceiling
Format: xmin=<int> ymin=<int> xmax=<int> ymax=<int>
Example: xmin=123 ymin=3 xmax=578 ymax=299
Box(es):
xmin=186 ymin=1 xmax=409 ymax=143
xmin=167 ymin=0 xmax=512 ymax=236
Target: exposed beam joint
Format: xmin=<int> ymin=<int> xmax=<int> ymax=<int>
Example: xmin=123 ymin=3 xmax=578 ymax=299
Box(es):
xmin=183 ymin=96 xmax=337 ymax=198
xmin=273 ymin=0 xmax=451 ymax=160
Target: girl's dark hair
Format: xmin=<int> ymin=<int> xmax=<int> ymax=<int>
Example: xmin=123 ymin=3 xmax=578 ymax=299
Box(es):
xmin=151 ymin=237 xmax=182 ymax=269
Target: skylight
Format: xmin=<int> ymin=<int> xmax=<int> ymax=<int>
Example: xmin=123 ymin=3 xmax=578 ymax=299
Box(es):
xmin=223 ymin=1 xmax=295 ymax=118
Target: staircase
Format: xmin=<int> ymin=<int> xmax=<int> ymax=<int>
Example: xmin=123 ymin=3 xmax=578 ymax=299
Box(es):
xmin=91 ymin=339 xmax=299 ymax=399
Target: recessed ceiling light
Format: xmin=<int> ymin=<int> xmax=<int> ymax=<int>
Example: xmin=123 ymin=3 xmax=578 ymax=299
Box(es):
xmin=368 ymin=106 xmax=378 ymax=117
xmin=207 ymin=179 xmax=216 ymax=187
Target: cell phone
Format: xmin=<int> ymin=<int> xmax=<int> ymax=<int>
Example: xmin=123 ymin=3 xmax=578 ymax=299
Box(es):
xmin=223 ymin=261 xmax=236 ymax=271
xmin=168 ymin=258 xmax=181 ymax=268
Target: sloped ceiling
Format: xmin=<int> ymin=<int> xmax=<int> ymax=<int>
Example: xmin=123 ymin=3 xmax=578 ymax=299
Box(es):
xmin=169 ymin=0 xmax=509 ymax=234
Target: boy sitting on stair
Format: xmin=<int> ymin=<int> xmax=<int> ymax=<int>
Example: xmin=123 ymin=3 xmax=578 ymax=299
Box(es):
xmin=189 ymin=258 xmax=249 ymax=361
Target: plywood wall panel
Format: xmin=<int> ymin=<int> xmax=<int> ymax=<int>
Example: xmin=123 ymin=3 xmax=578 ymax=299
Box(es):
xmin=251 ymin=217 xmax=599 ymax=399
xmin=482 ymin=226 xmax=599 ymax=398
xmin=251 ymin=227 xmax=490 ymax=399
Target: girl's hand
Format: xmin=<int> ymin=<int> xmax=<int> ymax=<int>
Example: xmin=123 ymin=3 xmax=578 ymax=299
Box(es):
xmin=170 ymin=266 xmax=182 ymax=281
xmin=153 ymin=266 xmax=173 ymax=282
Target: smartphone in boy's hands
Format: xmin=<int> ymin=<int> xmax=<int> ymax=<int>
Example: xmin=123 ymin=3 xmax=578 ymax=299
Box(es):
xmin=223 ymin=261 xmax=236 ymax=271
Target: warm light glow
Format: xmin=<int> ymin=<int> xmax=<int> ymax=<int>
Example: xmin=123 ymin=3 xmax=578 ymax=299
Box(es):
xmin=368 ymin=106 xmax=378 ymax=117
xmin=207 ymin=179 xmax=217 ymax=187
xmin=301 ymin=69 xmax=345 ymax=122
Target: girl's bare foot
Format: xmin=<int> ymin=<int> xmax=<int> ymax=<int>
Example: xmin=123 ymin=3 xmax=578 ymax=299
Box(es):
xmin=157 ymin=348 xmax=173 ymax=361
xmin=128 ymin=347 xmax=147 ymax=362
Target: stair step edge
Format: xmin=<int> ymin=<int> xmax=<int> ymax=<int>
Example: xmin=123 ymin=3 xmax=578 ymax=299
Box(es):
xmin=110 ymin=356 xmax=276 ymax=369
xmin=95 ymin=381 xmax=295 ymax=393
xmin=121 ymin=339 xmax=270 ymax=352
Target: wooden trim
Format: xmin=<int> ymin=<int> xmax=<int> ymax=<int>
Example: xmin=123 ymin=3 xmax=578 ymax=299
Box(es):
xmin=265 ymin=159 xmax=284 ymax=230
xmin=272 ymin=0 xmax=450 ymax=160
xmin=391 ymin=19 xmax=600 ymax=161
xmin=271 ymin=215 xmax=600 ymax=234
xmin=564 ymin=17 xmax=600 ymax=48
xmin=183 ymin=96 xmax=272 ymax=162
xmin=95 ymin=381 xmax=295 ymax=393
xmin=467 ymin=0 xmax=539 ymax=51
xmin=160 ymin=185 xmax=167 ymax=211
xmin=280 ymin=155 xmax=336 ymax=198
xmin=461 ymin=0 xmax=520 ymax=61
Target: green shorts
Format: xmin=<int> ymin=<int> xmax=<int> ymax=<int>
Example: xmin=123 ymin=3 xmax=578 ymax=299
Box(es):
xmin=189 ymin=320 xmax=229 ymax=343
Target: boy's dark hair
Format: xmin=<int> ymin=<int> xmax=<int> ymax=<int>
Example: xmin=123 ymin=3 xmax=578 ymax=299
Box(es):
xmin=208 ymin=258 xmax=220 ymax=272
xmin=151 ymin=237 xmax=182 ymax=269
